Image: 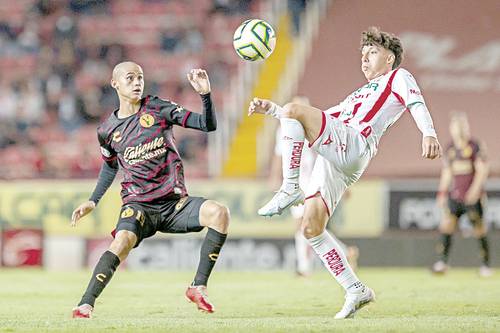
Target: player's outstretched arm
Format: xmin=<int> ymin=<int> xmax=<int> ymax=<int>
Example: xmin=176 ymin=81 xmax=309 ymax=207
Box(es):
xmin=436 ymin=166 xmax=452 ymax=208
xmin=180 ymin=68 xmax=217 ymax=132
xmin=248 ymin=98 xmax=277 ymax=116
xmin=71 ymin=161 xmax=118 ymax=226
xmin=465 ymin=150 xmax=489 ymax=204
xmin=187 ymin=68 xmax=211 ymax=95
xmin=422 ymin=136 xmax=442 ymax=160
xmin=71 ymin=201 xmax=96 ymax=227
xmin=409 ymin=103 xmax=441 ymax=159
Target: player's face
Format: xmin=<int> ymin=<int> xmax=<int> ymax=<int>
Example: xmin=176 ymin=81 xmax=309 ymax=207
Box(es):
xmin=361 ymin=45 xmax=394 ymax=81
xmin=449 ymin=117 xmax=470 ymax=142
xmin=113 ymin=64 xmax=144 ymax=102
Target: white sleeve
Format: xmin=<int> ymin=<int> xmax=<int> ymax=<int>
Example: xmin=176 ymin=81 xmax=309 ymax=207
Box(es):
xmin=409 ymin=102 xmax=437 ymax=138
xmin=274 ymin=126 xmax=282 ymax=156
xmin=392 ymin=68 xmax=426 ymax=108
xmin=324 ymin=99 xmax=346 ymax=116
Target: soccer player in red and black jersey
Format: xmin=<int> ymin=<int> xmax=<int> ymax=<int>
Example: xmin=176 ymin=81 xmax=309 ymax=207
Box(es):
xmin=432 ymin=112 xmax=491 ymax=277
xmin=70 ymin=62 xmax=229 ymax=318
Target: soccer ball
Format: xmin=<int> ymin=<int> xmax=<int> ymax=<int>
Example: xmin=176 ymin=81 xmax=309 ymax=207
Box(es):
xmin=233 ymin=19 xmax=276 ymax=61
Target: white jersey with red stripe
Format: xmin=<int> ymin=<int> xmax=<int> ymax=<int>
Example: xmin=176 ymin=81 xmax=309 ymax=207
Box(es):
xmin=325 ymin=68 xmax=425 ymax=152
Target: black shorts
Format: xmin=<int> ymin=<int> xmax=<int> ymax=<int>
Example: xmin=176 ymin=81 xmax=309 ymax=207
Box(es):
xmin=112 ymin=196 xmax=206 ymax=247
xmin=447 ymin=198 xmax=483 ymax=221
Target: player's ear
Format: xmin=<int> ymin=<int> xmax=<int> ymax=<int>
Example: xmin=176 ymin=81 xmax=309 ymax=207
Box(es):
xmin=387 ymin=53 xmax=395 ymax=66
xmin=111 ymin=79 xmax=118 ymax=90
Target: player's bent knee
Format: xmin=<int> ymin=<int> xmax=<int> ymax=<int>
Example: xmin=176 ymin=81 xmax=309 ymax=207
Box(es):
xmin=439 ymin=219 xmax=456 ymax=234
xmin=473 ymin=223 xmax=486 ymax=238
xmin=302 ymin=219 xmax=324 ymax=239
xmin=202 ymin=201 xmax=230 ymax=233
xmin=109 ymin=230 xmax=137 ymax=260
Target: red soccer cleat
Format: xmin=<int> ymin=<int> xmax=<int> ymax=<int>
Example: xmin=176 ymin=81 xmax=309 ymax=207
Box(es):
xmin=72 ymin=304 xmax=93 ymax=318
xmin=185 ymin=285 xmax=215 ymax=313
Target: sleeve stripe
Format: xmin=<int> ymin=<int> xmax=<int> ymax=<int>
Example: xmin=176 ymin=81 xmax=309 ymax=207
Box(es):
xmin=101 ymin=155 xmax=117 ymax=162
xmin=181 ymin=111 xmax=191 ymax=127
xmin=407 ymin=101 xmax=424 ymax=108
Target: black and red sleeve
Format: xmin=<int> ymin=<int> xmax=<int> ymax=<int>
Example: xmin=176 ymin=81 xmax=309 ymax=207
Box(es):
xmin=156 ymin=94 xmax=217 ymax=132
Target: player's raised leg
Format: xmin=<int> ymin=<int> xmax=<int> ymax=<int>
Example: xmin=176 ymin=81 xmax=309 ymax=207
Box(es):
xmin=302 ymin=195 xmax=374 ymax=319
xmin=185 ymin=200 xmax=229 ymax=313
xmin=72 ymin=230 xmax=137 ymax=318
xmin=249 ymin=99 xmax=324 ymax=216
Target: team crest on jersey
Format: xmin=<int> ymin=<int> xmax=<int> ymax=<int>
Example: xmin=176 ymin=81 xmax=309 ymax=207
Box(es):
xmin=121 ymin=207 xmax=134 ymax=218
xmin=140 ymin=114 xmax=155 ymax=128
xmin=175 ymin=197 xmax=188 ymax=210
xmin=462 ymin=145 xmax=473 ymax=158
xmin=112 ymin=131 xmax=122 ymax=142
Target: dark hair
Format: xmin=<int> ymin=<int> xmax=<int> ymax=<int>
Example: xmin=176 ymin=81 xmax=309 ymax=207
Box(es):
xmin=360 ymin=27 xmax=403 ymax=69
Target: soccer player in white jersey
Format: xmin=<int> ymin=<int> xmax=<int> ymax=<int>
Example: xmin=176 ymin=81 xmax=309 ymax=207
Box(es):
xmin=273 ymin=96 xmax=358 ymax=276
xmin=248 ymin=27 xmax=442 ymax=319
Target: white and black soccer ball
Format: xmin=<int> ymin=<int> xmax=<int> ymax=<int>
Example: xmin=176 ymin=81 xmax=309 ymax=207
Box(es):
xmin=233 ymin=19 xmax=276 ymax=61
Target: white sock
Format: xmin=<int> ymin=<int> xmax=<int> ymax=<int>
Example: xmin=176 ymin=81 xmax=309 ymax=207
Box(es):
xmin=308 ymin=230 xmax=363 ymax=292
xmin=295 ymin=230 xmax=311 ymax=274
xmin=280 ymin=117 xmax=304 ymax=192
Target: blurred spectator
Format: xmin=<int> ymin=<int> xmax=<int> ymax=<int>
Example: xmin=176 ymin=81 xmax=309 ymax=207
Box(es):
xmin=69 ymin=0 xmax=109 ymax=15
xmin=31 ymin=0 xmax=60 ymax=16
xmin=57 ymin=87 xmax=86 ymax=133
xmin=161 ymin=27 xmax=184 ymax=53
xmin=0 ymin=0 xmax=261 ymax=179
xmin=210 ymin=0 xmax=253 ymax=15
xmin=17 ymin=20 xmax=41 ymax=53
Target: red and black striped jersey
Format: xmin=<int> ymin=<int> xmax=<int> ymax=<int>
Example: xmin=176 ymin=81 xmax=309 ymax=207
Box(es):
xmin=96 ymin=95 xmax=200 ymax=204
xmin=444 ymin=139 xmax=486 ymax=202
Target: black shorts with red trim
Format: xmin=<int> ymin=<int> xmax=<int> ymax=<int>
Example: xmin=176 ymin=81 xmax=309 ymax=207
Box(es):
xmin=112 ymin=196 xmax=206 ymax=248
xmin=447 ymin=198 xmax=483 ymax=222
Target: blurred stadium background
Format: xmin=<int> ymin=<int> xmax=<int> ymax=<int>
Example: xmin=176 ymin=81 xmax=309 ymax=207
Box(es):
xmin=0 ymin=0 xmax=499 ymax=329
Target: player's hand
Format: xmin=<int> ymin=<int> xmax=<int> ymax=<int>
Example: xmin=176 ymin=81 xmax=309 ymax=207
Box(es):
xmin=187 ymin=69 xmax=211 ymax=95
xmin=71 ymin=201 xmax=96 ymax=227
xmin=422 ymin=136 xmax=441 ymax=159
xmin=248 ymin=97 xmax=273 ymax=116
xmin=436 ymin=192 xmax=447 ymax=209
xmin=464 ymin=188 xmax=481 ymax=205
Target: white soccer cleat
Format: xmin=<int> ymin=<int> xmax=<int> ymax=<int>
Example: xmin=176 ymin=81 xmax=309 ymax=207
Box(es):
xmin=258 ymin=187 xmax=305 ymax=217
xmin=334 ymin=286 xmax=375 ymax=319
xmin=479 ymin=265 xmax=493 ymax=278
xmin=431 ymin=260 xmax=449 ymax=274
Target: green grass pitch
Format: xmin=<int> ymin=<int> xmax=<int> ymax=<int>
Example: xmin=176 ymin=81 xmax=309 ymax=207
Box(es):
xmin=0 ymin=268 xmax=499 ymax=332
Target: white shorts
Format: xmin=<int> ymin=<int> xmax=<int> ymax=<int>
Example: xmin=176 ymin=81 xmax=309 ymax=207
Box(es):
xmin=305 ymin=113 xmax=373 ymax=216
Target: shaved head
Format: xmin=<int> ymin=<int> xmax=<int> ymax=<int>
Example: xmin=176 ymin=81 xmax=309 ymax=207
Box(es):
xmin=112 ymin=61 xmax=143 ymax=80
xmin=111 ymin=61 xmax=145 ymax=103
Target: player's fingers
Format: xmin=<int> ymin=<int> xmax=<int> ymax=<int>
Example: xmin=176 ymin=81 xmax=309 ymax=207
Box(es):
xmin=425 ymin=145 xmax=431 ymax=158
xmin=432 ymin=144 xmax=439 ymax=159
xmin=248 ymin=104 xmax=255 ymax=116
xmin=71 ymin=211 xmax=78 ymax=226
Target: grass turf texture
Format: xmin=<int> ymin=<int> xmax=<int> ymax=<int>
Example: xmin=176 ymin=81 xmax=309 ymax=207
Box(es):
xmin=0 ymin=268 xmax=499 ymax=332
